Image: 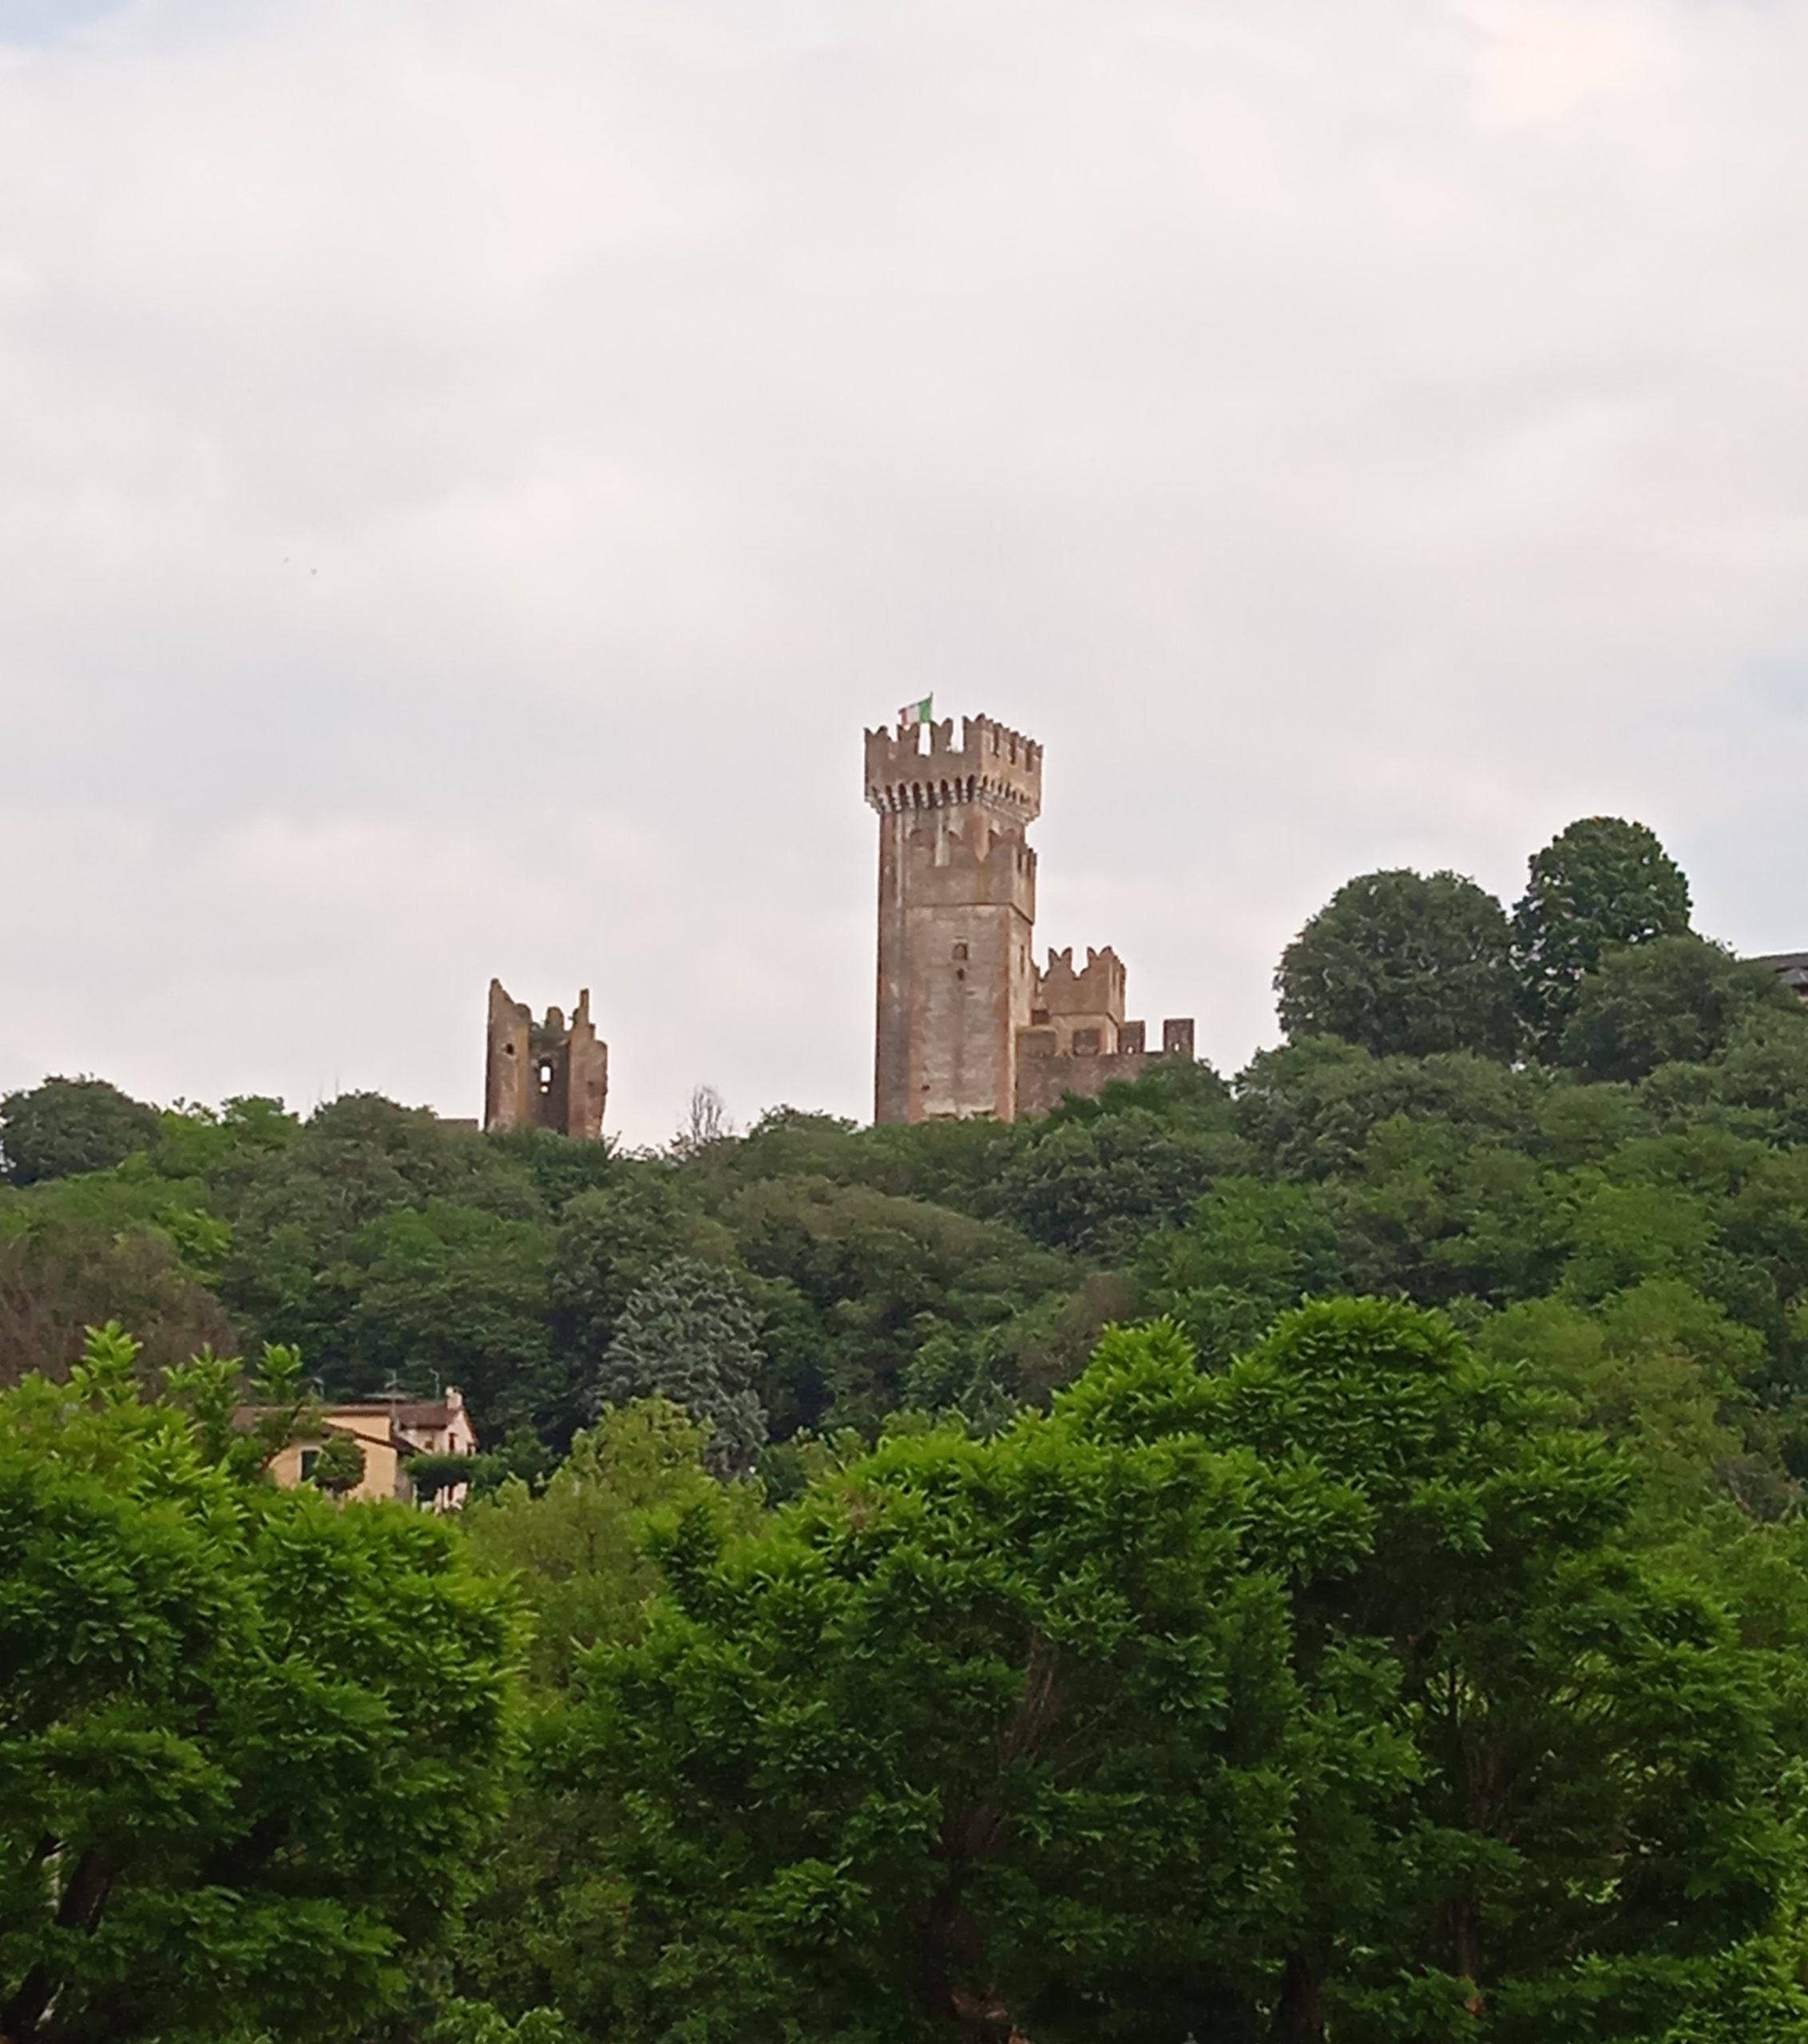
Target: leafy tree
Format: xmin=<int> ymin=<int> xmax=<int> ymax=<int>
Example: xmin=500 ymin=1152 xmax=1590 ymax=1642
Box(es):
xmin=430 ymin=2002 xmax=577 ymax=2044
xmin=1235 ymin=1040 xmax=1540 ymax=1183
xmin=150 ymin=1095 xmax=299 ymax=1181
xmin=1478 ymin=1281 xmax=1770 ymax=1520
xmin=1275 ymin=869 xmax=1518 ymax=1060
xmin=1136 ymin=1177 xmax=1344 ymax=1363
xmin=592 ymin=1257 xmax=767 ymax=1476
xmin=548 ymin=1173 xmax=702 ymax=1428
xmin=724 ymin=1175 xmax=1069 ymax=1429
xmin=480 ymin=1124 xmax=621 ymax=1214
xmin=567 ymin=1326 xmax=1335 ymax=2044
xmin=0 ymin=1216 xmax=238 ymax=1390
xmin=216 ymin=1097 xmax=550 ymax=1408
xmin=1560 ymin=934 xmax=1798 ymax=1083
xmin=462 ymin=1400 xmax=744 ymax=1689
xmin=306 ymin=1426 xmax=367 ymax=1493
xmin=0 ymin=1325 xmax=516 ymax=2044
xmin=1176 ymin=1298 xmax=1798 ymax=2042
xmin=989 ymin=1100 xmax=1250 ymax=1262
xmin=1334 ymin=1111 xmax=1564 ymax=1305
xmin=346 ymin=1201 xmax=554 ymax=1429
xmin=0 ymin=1075 xmax=161 ymax=1186
xmin=1513 ymin=817 xmax=1693 ymax=1060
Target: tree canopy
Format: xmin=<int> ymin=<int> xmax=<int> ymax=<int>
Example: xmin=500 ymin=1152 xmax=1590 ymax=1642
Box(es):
xmin=0 ymin=1327 xmax=515 ymax=2044
xmin=0 ymin=1076 xmax=161 ymax=1186
xmin=1276 ymin=869 xmax=1519 ymax=1060
xmin=591 ymin=1255 xmax=769 ymax=1476
xmin=1513 ymin=817 xmax=1694 ymax=1060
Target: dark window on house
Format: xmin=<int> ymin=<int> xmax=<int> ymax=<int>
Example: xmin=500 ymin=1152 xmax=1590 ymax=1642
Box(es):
xmin=299 ymin=1447 xmax=321 ymax=1480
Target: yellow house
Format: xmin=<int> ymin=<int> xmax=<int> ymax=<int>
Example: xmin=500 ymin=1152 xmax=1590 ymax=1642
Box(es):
xmin=259 ymin=1388 xmax=478 ymax=1506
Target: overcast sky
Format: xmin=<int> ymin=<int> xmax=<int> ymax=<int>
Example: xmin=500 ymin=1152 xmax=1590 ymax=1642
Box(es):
xmin=4 ymin=0 xmax=1808 ymax=1145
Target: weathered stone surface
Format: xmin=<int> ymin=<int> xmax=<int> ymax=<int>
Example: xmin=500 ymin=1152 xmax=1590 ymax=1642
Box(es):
xmin=867 ymin=716 xmax=1042 ymax=1123
xmin=484 ymin=979 xmax=608 ymax=1139
xmin=864 ymin=713 xmax=1194 ymax=1123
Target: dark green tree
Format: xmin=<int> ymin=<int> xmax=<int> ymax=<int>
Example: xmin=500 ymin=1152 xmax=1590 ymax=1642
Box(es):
xmin=0 ymin=1076 xmax=161 ymax=1186
xmin=724 ymin=1175 xmax=1073 ymax=1429
xmin=1276 ymin=870 xmax=1518 ymax=1061
xmin=989 ymin=1099 xmax=1250 ymax=1262
xmin=1136 ymin=1177 xmax=1344 ymax=1363
xmin=1560 ymin=933 xmax=1798 ymax=1083
xmin=1513 ymin=817 xmax=1693 ymax=1060
xmin=346 ymin=1201 xmax=554 ymax=1429
xmin=568 ymin=1325 xmax=1340 ymax=2044
xmin=593 ymin=1256 xmax=767 ymax=1476
xmin=0 ymin=1219 xmax=237 ymax=1389
xmin=462 ymin=1399 xmax=752 ymax=1689
xmin=304 ymin=1426 xmax=367 ymax=1493
xmin=1175 ymin=1297 xmax=1798 ymax=2042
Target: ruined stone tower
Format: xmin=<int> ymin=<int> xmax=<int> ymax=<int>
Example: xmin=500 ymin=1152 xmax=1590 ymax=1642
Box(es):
xmin=483 ymin=980 xmax=609 ymax=1139
xmin=865 ymin=711 xmax=1193 ymax=1123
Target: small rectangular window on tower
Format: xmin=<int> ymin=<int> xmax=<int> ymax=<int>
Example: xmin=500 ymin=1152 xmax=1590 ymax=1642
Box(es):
xmin=952 ymin=943 xmax=968 ymax=961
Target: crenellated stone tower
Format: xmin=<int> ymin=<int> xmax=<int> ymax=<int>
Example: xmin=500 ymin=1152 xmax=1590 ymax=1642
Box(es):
xmin=484 ymin=980 xmax=609 ymax=1139
xmin=866 ymin=715 xmax=1043 ymax=1123
xmin=865 ymin=711 xmax=1194 ymax=1123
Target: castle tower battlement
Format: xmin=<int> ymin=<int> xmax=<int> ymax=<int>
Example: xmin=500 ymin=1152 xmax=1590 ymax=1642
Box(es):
xmin=864 ymin=714 xmax=1043 ymax=822
xmin=869 ymin=712 xmax=1042 ymax=1123
xmin=866 ymin=711 xmax=1195 ymax=1125
xmin=1036 ymin=945 xmax=1128 ymax=1017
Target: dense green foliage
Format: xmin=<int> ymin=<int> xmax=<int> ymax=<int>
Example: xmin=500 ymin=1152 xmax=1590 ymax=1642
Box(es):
xmin=590 ymin=1257 xmax=767 ymax=1476
xmin=0 ymin=1327 xmax=515 ymax=2044
xmin=1513 ymin=818 xmax=1695 ymax=1060
xmin=8 ymin=814 xmax=1808 ymax=2041
xmin=1276 ymin=869 xmax=1518 ymax=1060
xmin=0 ymin=1075 xmax=162 ymax=1188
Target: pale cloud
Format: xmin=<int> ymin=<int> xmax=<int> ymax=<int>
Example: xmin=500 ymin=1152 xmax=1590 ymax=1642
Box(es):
xmin=4 ymin=0 xmax=1808 ymax=1142
xmin=1464 ymin=0 xmax=1683 ymax=126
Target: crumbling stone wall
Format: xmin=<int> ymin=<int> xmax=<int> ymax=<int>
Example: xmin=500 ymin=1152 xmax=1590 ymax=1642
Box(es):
xmin=484 ymin=979 xmax=608 ymax=1139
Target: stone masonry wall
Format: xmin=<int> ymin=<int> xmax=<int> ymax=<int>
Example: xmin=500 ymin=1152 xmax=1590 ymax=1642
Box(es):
xmin=484 ymin=979 xmax=609 ymax=1139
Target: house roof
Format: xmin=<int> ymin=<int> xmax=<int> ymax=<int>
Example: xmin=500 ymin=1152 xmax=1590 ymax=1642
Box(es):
xmin=385 ymin=1400 xmax=468 ymax=1428
xmin=1754 ymin=953 xmax=1808 ymax=984
xmin=232 ymin=1397 xmax=474 ymax=1441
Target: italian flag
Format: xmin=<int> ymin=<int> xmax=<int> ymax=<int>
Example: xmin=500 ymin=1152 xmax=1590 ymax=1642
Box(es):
xmin=898 ymin=695 xmax=934 ymax=729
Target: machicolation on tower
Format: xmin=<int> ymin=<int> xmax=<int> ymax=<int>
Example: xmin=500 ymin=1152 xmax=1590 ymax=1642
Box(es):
xmin=865 ymin=711 xmax=1193 ymax=1123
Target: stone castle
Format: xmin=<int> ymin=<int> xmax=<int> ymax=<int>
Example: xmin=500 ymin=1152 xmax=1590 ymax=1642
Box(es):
xmin=865 ymin=711 xmax=1192 ymax=1123
xmin=482 ymin=979 xmax=609 ymax=1139
xmin=481 ymin=709 xmax=1191 ymax=1137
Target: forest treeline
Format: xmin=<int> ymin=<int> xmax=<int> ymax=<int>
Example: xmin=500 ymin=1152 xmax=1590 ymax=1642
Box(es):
xmin=10 ymin=815 xmax=1808 ymax=2042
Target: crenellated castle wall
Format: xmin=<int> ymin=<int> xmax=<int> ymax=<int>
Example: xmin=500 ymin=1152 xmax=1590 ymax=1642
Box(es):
xmin=866 ymin=711 xmax=1194 ymax=1125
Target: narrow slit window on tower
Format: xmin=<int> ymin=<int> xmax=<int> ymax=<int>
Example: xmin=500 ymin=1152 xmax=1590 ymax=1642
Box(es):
xmin=538 ymin=1062 xmax=554 ymax=1091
